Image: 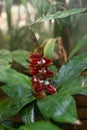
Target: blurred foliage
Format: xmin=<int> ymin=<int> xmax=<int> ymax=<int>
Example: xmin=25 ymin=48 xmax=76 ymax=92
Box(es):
xmin=9 ymin=26 xmax=38 ymax=51
xmin=0 ymin=0 xmax=87 ymax=130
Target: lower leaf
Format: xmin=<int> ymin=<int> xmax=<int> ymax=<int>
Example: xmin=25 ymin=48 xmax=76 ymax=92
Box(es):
xmin=18 ymin=121 xmax=62 ymax=130
xmin=37 ymin=93 xmax=78 ymax=124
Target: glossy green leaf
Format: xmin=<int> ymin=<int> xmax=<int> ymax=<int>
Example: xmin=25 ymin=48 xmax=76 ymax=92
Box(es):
xmin=44 ymin=39 xmax=56 ymax=59
xmin=0 ymin=68 xmax=31 ymax=88
xmin=37 ymin=93 xmax=78 ymax=124
xmin=12 ymin=50 xmax=29 ymax=67
xmin=31 ymin=8 xmax=87 ymax=24
xmin=0 ymin=68 xmax=35 ymax=120
xmin=0 ymin=49 xmax=12 ymax=63
xmin=1 ymin=95 xmax=35 ymax=121
xmin=18 ymin=121 xmax=62 ymax=130
xmin=59 ymin=77 xmax=87 ymax=95
xmin=54 ymin=53 xmax=87 ymax=88
xmin=69 ymin=35 xmax=87 ymax=59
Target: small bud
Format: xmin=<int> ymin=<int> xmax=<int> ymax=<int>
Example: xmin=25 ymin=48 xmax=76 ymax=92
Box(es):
xmin=33 ymin=78 xmax=37 ymax=82
xmin=37 ymin=61 xmax=41 ymax=64
xmin=39 ymin=80 xmax=44 ymax=84
xmin=42 ymin=59 xmax=46 ymax=64
xmin=44 ymin=81 xmax=50 ymax=85
xmin=39 ymin=69 xmax=43 ymax=73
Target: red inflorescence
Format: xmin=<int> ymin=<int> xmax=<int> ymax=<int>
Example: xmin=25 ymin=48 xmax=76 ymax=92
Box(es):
xmin=29 ymin=48 xmax=56 ymax=98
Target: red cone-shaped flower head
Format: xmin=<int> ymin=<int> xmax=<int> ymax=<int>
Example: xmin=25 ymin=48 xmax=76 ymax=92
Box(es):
xmin=29 ymin=47 xmax=56 ymax=98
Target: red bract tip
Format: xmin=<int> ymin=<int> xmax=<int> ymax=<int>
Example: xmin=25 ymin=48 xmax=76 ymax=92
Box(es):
xmin=29 ymin=59 xmax=41 ymax=65
xmin=46 ymin=84 xmax=56 ymax=94
xmin=42 ymin=57 xmax=52 ymax=67
xmin=43 ymin=69 xmax=55 ymax=78
xmin=33 ymin=82 xmax=44 ymax=93
xmin=30 ymin=68 xmax=39 ymax=75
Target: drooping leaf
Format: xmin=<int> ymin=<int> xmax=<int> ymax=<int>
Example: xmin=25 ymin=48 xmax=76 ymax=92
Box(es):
xmin=53 ymin=53 xmax=87 ymax=88
xmin=0 ymin=68 xmax=31 ymax=88
xmin=0 ymin=50 xmax=12 ymax=70
xmin=59 ymin=77 xmax=87 ymax=96
xmin=0 ymin=68 xmax=35 ymax=120
xmin=18 ymin=121 xmax=62 ymax=130
xmin=44 ymin=39 xmax=56 ymax=59
xmin=69 ymin=35 xmax=87 ymax=59
xmin=1 ymin=94 xmax=35 ymax=122
xmin=0 ymin=49 xmax=12 ymax=63
xmin=12 ymin=50 xmax=29 ymax=67
xmin=0 ymin=59 xmax=10 ymax=70
xmin=37 ymin=93 xmax=78 ymax=124
xmin=31 ymin=8 xmax=87 ymax=24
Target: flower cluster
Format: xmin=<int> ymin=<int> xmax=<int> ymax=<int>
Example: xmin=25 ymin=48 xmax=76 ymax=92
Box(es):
xmin=29 ymin=48 xmax=56 ymax=98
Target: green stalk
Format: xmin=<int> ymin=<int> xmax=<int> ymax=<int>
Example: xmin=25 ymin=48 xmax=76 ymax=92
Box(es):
xmin=24 ymin=107 xmax=31 ymax=124
xmin=6 ymin=0 xmax=13 ymax=32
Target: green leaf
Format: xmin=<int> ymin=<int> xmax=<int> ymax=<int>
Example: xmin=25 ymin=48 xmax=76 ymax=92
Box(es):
xmin=0 ymin=49 xmax=12 ymax=63
xmin=0 ymin=49 xmax=12 ymax=70
xmin=0 ymin=68 xmax=31 ymax=88
xmin=31 ymin=8 xmax=87 ymax=24
xmin=12 ymin=50 xmax=29 ymax=67
xmin=37 ymin=93 xmax=78 ymax=124
xmin=54 ymin=53 xmax=87 ymax=88
xmin=0 ymin=126 xmax=5 ymax=130
xmin=18 ymin=121 xmax=62 ymax=130
xmin=1 ymin=95 xmax=35 ymax=122
xmin=0 ymin=59 xmax=10 ymax=70
xmin=59 ymin=77 xmax=87 ymax=95
xmin=44 ymin=39 xmax=56 ymax=59
xmin=0 ymin=68 xmax=35 ymax=120
xmin=0 ymin=98 xmax=13 ymax=119
xmin=69 ymin=35 xmax=87 ymax=59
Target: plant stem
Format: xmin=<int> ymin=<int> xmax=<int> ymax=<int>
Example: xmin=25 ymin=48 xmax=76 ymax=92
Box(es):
xmin=24 ymin=107 xmax=31 ymax=124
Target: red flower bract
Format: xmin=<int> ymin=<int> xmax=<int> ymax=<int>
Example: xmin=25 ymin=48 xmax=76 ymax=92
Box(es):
xmin=29 ymin=47 xmax=56 ymax=98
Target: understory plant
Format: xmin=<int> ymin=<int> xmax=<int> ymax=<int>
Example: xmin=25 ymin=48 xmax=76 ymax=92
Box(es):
xmin=0 ymin=4 xmax=87 ymax=130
